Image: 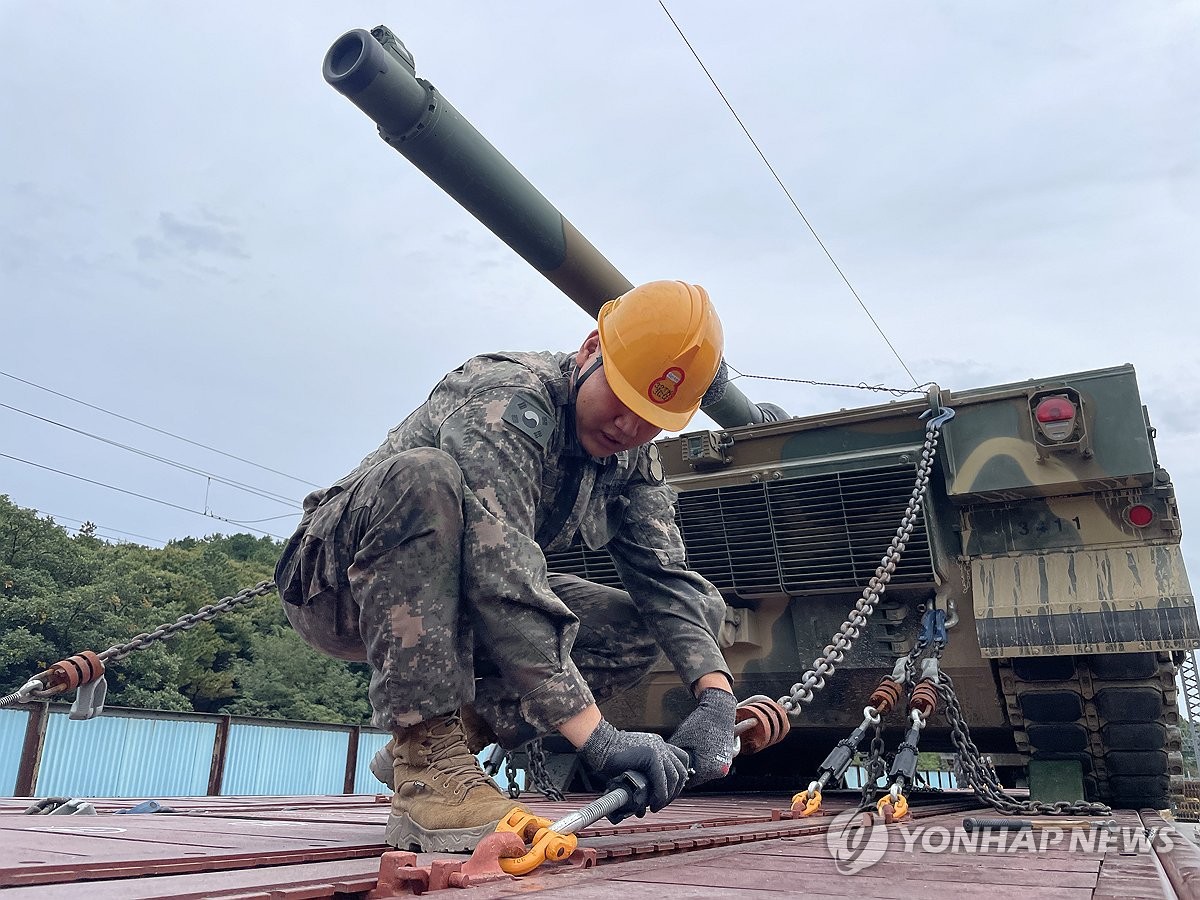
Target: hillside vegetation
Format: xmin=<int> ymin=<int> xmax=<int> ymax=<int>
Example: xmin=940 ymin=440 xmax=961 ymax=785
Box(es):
xmin=0 ymin=495 xmax=371 ymax=725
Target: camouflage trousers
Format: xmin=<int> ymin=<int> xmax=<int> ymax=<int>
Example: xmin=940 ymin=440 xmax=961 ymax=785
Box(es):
xmin=276 ymin=448 xmax=659 ymax=746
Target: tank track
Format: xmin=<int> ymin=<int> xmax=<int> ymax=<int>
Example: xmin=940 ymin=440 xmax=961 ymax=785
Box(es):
xmin=998 ymin=651 xmax=1183 ymax=809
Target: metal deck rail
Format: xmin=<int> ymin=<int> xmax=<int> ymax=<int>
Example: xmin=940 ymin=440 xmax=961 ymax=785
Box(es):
xmin=3 ymin=791 xmax=1197 ymax=898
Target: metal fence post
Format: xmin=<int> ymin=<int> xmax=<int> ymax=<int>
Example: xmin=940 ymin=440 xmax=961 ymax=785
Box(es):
xmin=14 ymin=702 xmax=49 ymax=796
xmin=208 ymin=714 xmax=231 ymax=796
xmin=344 ymin=725 xmax=361 ymax=794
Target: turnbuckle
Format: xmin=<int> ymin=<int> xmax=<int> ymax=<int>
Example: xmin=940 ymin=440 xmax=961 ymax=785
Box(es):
xmin=877 ymin=710 xmax=925 ymax=822
xmin=793 ymin=706 xmax=880 ymax=817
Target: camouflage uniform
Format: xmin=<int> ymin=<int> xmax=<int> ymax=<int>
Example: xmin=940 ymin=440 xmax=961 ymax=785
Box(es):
xmin=276 ymin=351 xmax=730 ymax=745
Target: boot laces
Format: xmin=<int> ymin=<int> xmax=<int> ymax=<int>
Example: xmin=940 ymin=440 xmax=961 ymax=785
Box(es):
xmin=422 ymin=715 xmax=492 ymax=793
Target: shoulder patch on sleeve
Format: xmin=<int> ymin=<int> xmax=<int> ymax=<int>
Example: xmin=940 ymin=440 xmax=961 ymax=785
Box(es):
xmin=640 ymin=442 xmax=666 ymax=485
xmin=501 ymin=392 xmax=555 ymax=451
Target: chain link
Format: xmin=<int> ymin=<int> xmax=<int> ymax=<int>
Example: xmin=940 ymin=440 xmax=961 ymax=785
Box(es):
xmin=857 ymin=723 xmax=887 ymax=811
xmin=3 ymin=580 xmax=279 ymax=706
xmin=779 ymin=416 xmax=945 ymax=715
xmin=939 ymin=670 xmax=1111 ymax=816
xmin=97 ymin=580 xmax=278 ymax=664
xmin=505 ymin=752 xmax=522 ymax=800
xmin=525 ymin=737 xmax=565 ymax=802
xmin=911 ymin=770 xmax=944 ymax=793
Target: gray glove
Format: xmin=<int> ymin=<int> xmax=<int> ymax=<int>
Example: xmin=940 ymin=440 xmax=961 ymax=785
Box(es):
xmin=668 ymin=688 xmax=737 ymax=786
xmin=578 ymin=720 xmax=690 ymax=813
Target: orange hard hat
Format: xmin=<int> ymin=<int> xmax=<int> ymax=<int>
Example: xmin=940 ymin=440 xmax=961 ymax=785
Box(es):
xmin=596 ymin=280 xmax=724 ymax=431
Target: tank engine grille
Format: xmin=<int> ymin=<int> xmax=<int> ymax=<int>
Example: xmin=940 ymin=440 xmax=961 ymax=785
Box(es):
xmin=544 ymin=464 xmax=935 ymax=596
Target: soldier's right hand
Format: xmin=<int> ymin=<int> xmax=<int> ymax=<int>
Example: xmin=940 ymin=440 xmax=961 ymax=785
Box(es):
xmin=577 ymin=720 xmax=690 ymax=813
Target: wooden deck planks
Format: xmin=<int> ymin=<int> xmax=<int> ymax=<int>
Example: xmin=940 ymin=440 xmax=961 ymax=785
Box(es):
xmin=0 ymin=793 xmax=1182 ymax=898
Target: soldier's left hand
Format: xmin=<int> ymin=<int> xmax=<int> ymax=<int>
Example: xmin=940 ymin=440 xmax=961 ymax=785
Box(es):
xmin=668 ymin=688 xmax=737 ymax=786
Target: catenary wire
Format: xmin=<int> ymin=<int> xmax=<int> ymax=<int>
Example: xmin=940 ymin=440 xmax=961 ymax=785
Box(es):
xmin=0 ymin=369 xmax=321 ymax=488
xmin=58 ymin=522 xmax=165 ymax=546
xmin=27 ymin=508 xmax=167 ymax=545
xmin=230 ymin=513 xmax=303 ymax=523
xmin=45 ymin=517 xmax=167 ymax=547
xmin=1 ymin=402 xmax=301 ymax=508
xmin=657 ymin=2 xmax=920 ymax=387
xmin=724 ymin=364 xmax=935 ymax=397
xmin=0 ymin=452 xmax=289 ymax=540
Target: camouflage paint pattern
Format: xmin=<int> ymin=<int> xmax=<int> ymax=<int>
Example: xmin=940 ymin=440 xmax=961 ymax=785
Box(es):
xmin=277 ymin=351 xmax=728 ymax=739
xmin=941 ymin=366 xmax=1155 ymax=501
xmin=553 ymin=364 xmax=1197 ymax=739
xmin=973 ymin=543 xmax=1195 ymax=657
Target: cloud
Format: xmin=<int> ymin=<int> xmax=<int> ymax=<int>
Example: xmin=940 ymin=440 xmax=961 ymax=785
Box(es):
xmin=136 ymin=210 xmax=249 ymax=262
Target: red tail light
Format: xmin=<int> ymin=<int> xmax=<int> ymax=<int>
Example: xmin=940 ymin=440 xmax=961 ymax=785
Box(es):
xmin=1034 ymin=396 xmax=1077 ymax=442
xmin=1126 ymin=504 xmax=1155 ymax=528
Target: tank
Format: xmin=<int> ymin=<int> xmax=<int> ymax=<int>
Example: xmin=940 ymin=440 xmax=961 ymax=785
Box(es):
xmin=324 ymin=26 xmax=1200 ymax=809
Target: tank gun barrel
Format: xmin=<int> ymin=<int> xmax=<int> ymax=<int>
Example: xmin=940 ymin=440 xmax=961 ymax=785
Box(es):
xmin=323 ymin=26 xmax=786 ymax=427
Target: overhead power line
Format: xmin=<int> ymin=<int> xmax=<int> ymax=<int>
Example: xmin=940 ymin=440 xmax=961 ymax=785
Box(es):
xmin=28 ymin=509 xmax=167 ymax=547
xmin=726 ymin=364 xmax=934 ymax=397
xmin=0 ymin=452 xmax=291 ymax=540
xmin=0 ymin=369 xmax=321 ymax=489
xmin=657 ymin=2 xmax=920 ymax=387
xmin=0 ymin=402 xmax=301 ymax=509
xmin=58 ymin=521 xmax=166 ymax=546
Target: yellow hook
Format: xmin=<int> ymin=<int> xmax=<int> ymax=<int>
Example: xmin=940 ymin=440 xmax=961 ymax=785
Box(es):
xmin=497 ymin=825 xmax=579 ymax=875
xmin=876 ymin=792 xmax=909 ymax=821
xmin=790 ymin=789 xmax=822 ymax=817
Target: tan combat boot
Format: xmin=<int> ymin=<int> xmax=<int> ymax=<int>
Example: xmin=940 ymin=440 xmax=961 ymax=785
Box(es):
xmin=385 ymin=712 xmax=528 ymax=852
xmin=370 ymin=706 xmax=497 ymax=791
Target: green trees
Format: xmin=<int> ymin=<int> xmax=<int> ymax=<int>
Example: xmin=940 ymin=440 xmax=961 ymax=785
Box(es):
xmin=0 ymin=496 xmax=371 ymax=724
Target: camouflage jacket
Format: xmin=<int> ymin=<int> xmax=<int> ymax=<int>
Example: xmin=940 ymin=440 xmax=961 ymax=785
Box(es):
xmin=301 ymin=351 xmax=730 ymax=732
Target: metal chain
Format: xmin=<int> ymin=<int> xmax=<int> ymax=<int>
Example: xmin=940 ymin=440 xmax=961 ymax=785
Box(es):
xmin=779 ymin=413 xmax=948 ymax=715
xmin=911 ymin=770 xmax=945 ymax=793
xmin=97 ymin=580 xmax=278 ymax=664
xmin=2 ymin=580 xmax=280 ymax=708
xmin=857 ymin=723 xmax=887 ymax=811
xmin=525 ymin=737 xmax=565 ymax=802
xmin=939 ymin=670 xmax=1111 ymax=816
xmin=505 ymin=753 xmax=522 ymax=800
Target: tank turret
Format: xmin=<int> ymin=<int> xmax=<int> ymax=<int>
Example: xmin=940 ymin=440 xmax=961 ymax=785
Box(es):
xmin=323 ymin=26 xmax=785 ymax=428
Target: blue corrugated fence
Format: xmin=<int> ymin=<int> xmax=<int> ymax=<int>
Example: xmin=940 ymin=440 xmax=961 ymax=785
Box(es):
xmin=0 ymin=704 xmax=392 ymax=799
xmin=2 ymin=705 xmax=959 ymax=799
xmin=222 ymin=721 xmax=348 ymax=795
xmin=0 ymin=709 xmax=25 ymax=796
xmin=37 ymin=712 xmax=216 ymax=798
xmin=353 ymin=730 xmax=393 ymax=794
xmin=844 ymin=765 xmax=958 ymax=789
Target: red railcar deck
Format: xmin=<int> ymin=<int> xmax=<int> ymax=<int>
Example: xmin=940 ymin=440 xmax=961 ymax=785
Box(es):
xmin=1 ymin=792 xmax=1195 ymax=898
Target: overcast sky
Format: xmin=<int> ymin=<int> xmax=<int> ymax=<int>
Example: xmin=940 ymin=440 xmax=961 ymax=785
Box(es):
xmin=1 ymin=4 xmax=1197 ymax=582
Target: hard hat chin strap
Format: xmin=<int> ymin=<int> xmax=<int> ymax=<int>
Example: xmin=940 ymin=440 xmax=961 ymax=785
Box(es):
xmin=573 ymin=352 xmax=604 ymax=394
xmin=566 ymin=352 xmax=605 ymax=456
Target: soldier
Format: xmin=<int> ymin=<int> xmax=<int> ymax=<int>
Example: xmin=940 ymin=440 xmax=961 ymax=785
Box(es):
xmin=276 ymin=281 xmax=738 ymax=852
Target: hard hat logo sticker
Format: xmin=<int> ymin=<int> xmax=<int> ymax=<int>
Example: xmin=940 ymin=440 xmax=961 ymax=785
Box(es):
xmin=648 ymin=367 xmax=686 ymax=405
